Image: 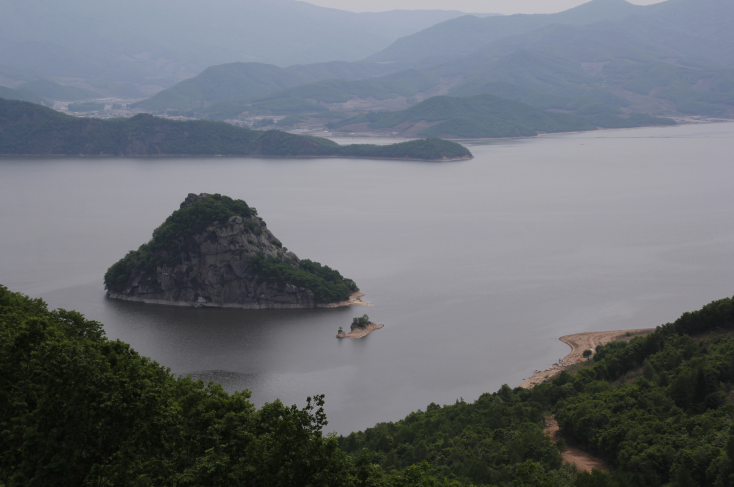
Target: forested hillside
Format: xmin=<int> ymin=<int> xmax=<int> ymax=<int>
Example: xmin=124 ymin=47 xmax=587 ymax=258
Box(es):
xmin=4 ymin=286 xmax=734 ymax=485
xmin=0 ymin=285 xmax=460 ymax=486
xmin=0 ymin=99 xmax=471 ymax=160
xmin=342 ymin=295 xmax=734 ymax=487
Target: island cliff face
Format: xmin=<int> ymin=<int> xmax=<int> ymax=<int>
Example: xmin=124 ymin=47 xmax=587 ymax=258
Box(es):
xmin=105 ymin=193 xmax=360 ymax=309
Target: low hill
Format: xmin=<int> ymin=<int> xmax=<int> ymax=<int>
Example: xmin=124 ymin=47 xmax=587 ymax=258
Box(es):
xmin=197 ymin=69 xmax=441 ymax=119
xmin=329 ymin=94 xmax=673 ymax=138
xmin=134 ymin=61 xmax=393 ymax=112
xmin=0 ymin=99 xmax=471 ymax=161
xmin=253 ymin=69 xmax=438 ymax=105
xmin=0 ymin=86 xmax=47 ymax=105
xmin=15 ymin=79 xmax=99 ymax=101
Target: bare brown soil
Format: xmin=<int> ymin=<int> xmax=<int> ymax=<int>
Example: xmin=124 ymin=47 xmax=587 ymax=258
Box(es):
xmin=544 ymin=416 xmax=609 ymax=473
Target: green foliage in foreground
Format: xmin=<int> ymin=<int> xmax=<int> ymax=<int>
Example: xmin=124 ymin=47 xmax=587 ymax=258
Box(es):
xmin=548 ymin=297 xmax=734 ymax=487
xmin=0 ymin=99 xmax=471 ymax=160
xmin=4 ymin=287 xmax=734 ymax=486
xmin=252 ymin=253 xmax=358 ymax=303
xmin=0 ymin=285 xmax=464 ymax=486
xmin=341 ymin=388 xmax=570 ymax=486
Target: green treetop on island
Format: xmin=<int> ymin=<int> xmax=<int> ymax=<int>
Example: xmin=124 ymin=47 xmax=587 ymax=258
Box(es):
xmin=351 ymin=314 xmax=371 ymax=331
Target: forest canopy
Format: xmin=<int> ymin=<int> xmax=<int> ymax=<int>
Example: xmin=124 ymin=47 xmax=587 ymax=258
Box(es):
xmin=4 ymin=282 xmax=734 ymax=486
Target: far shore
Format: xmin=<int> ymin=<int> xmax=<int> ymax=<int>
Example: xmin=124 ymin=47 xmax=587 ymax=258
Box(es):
xmin=337 ymin=322 xmax=384 ymax=339
xmin=519 ymin=328 xmax=655 ymax=389
xmin=314 ymin=118 xmax=733 ymax=143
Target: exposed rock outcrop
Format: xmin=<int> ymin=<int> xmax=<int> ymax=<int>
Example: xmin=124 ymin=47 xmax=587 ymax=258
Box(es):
xmin=106 ymin=193 xmax=363 ymax=309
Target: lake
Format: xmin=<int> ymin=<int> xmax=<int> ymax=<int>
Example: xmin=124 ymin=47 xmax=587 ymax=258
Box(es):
xmin=1 ymin=122 xmax=733 ymax=435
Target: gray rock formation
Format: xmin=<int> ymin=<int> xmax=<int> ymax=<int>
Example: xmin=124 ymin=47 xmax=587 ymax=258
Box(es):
xmin=107 ymin=193 xmax=323 ymax=308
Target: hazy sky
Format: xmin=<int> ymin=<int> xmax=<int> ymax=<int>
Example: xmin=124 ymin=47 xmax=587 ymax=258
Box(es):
xmin=302 ymin=0 xmax=666 ymax=15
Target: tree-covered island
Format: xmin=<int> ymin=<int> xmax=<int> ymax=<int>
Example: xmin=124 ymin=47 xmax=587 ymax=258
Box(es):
xmin=337 ymin=314 xmax=383 ymax=338
xmin=105 ymin=192 xmax=362 ymax=308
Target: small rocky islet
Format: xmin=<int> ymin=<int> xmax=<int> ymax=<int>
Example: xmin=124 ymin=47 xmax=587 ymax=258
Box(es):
xmin=337 ymin=314 xmax=384 ymax=339
xmin=104 ymin=193 xmax=364 ymax=309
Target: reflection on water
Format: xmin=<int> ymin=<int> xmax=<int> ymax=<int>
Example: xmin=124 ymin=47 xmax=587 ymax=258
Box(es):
xmin=1 ymin=122 xmax=734 ymax=434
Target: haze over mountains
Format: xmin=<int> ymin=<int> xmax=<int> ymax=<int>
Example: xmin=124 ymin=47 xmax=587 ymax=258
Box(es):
xmin=0 ymin=0 xmax=493 ymax=94
xmin=1 ymin=0 xmax=732 ymax=139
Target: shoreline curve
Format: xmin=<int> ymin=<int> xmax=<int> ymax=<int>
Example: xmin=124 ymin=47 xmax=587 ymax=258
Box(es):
xmin=106 ymin=290 xmax=372 ymax=309
xmin=519 ymin=328 xmax=655 ymax=389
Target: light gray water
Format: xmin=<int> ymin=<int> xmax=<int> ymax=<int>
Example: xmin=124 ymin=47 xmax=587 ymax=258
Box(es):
xmin=1 ymin=122 xmax=733 ymax=434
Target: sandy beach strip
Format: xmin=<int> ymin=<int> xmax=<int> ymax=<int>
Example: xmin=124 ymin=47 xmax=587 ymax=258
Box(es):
xmin=519 ymin=328 xmax=655 ymax=389
xmin=319 ymin=291 xmax=372 ymax=308
xmin=337 ymin=322 xmax=384 ymax=339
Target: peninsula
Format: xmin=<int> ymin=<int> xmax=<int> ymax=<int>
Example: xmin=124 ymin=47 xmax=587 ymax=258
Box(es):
xmin=519 ymin=328 xmax=655 ymax=388
xmin=0 ymin=99 xmax=472 ymax=161
xmin=337 ymin=314 xmax=384 ymax=338
xmin=105 ymin=193 xmax=366 ymax=309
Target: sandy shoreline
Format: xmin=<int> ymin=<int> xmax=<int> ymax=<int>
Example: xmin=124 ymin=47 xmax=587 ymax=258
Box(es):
xmin=107 ymin=290 xmax=372 ymax=309
xmin=337 ymin=322 xmax=384 ymax=339
xmin=319 ymin=291 xmax=372 ymax=308
xmin=519 ymin=328 xmax=655 ymax=388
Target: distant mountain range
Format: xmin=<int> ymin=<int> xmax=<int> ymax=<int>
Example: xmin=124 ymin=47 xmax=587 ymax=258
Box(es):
xmin=367 ymin=0 xmax=734 ymax=67
xmin=2 ymin=0 xmax=732 ymax=133
xmin=131 ymin=0 xmax=733 ymax=128
xmin=0 ymin=0 xmax=493 ymax=93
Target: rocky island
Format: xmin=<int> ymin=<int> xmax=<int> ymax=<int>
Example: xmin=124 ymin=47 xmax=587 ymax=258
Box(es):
xmin=337 ymin=314 xmax=384 ymax=339
xmin=104 ymin=193 xmax=368 ymax=308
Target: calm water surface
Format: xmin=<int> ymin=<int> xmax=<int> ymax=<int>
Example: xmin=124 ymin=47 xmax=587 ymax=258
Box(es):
xmin=1 ymin=123 xmax=733 ymax=434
